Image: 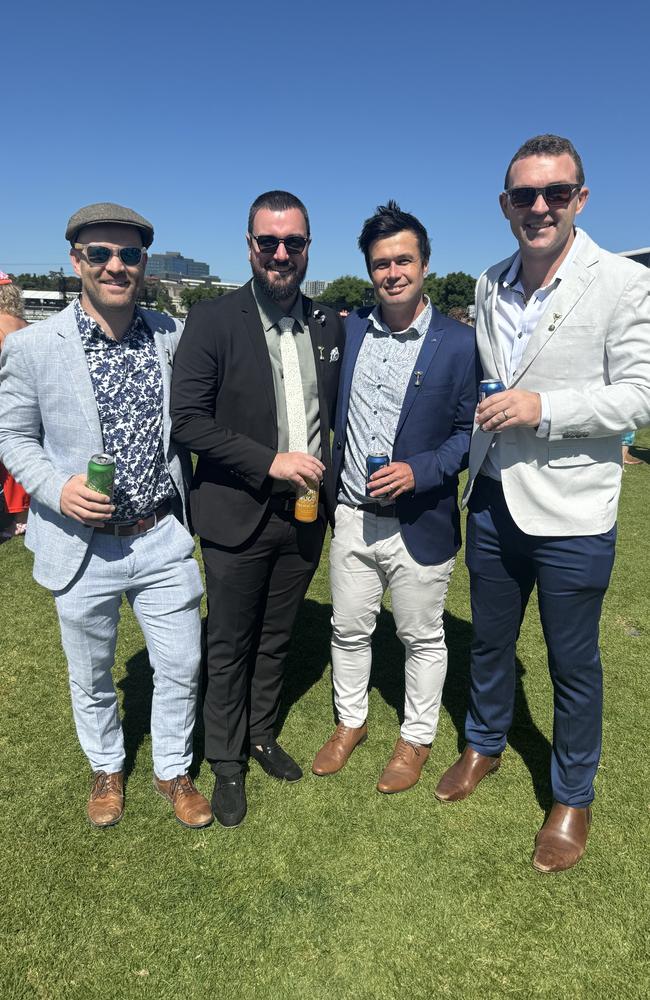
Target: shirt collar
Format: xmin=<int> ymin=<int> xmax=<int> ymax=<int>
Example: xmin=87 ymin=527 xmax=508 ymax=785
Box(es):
xmin=74 ymin=297 xmax=145 ymax=344
xmin=368 ymin=296 xmax=432 ymax=338
xmin=501 ymin=227 xmax=585 ymax=297
xmin=251 ymin=278 xmax=306 ymax=333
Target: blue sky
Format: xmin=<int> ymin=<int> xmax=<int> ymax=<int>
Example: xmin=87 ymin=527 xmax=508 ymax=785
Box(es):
xmin=3 ymin=0 xmax=649 ymax=283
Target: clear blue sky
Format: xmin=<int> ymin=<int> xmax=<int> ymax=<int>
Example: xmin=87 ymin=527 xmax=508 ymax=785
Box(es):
xmin=4 ymin=0 xmax=649 ymax=283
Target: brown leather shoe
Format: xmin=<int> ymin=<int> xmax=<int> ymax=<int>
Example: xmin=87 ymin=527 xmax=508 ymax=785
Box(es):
xmin=153 ymin=773 xmax=213 ymax=829
xmin=87 ymin=770 xmax=124 ymax=827
xmin=312 ymin=722 xmax=368 ymax=775
xmin=377 ymin=737 xmax=430 ymax=794
xmin=434 ymin=747 xmax=501 ymax=802
xmin=532 ymin=802 xmax=592 ymax=873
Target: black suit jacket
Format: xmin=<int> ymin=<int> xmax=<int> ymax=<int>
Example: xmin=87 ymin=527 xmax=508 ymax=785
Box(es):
xmin=170 ymin=280 xmax=345 ymax=547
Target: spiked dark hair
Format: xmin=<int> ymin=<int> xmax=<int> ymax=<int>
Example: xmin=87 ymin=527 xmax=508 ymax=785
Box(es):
xmin=357 ymin=200 xmax=431 ymax=272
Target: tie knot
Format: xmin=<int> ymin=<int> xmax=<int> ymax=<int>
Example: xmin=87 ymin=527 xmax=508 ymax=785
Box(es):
xmin=278 ymin=317 xmax=295 ymax=334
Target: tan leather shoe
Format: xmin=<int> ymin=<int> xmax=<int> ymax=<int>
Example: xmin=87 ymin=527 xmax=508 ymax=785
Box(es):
xmin=434 ymin=747 xmax=501 ymax=802
xmin=312 ymin=722 xmax=368 ymax=775
xmin=87 ymin=770 xmax=124 ymax=827
xmin=153 ymin=773 xmax=213 ymax=829
xmin=377 ymin=737 xmax=430 ymax=794
xmin=532 ymin=803 xmax=592 ymax=873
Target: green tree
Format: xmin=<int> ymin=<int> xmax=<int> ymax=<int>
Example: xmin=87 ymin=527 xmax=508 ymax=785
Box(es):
xmin=180 ymin=284 xmax=229 ymax=311
xmin=435 ymin=272 xmax=476 ymax=314
xmin=316 ymin=275 xmax=373 ymax=310
xmin=422 ymin=273 xmax=443 ymax=309
xmin=152 ymin=284 xmax=177 ymax=316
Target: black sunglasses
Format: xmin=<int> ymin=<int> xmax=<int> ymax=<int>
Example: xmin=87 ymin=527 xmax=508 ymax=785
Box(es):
xmin=505 ymin=183 xmax=582 ymax=209
xmin=251 ymin=234 xmax=309 ymax=255
xmin=74 ymin=243 xmax=146 ymax=266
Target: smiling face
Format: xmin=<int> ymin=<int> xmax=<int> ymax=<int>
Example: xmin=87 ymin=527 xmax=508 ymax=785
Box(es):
xmin=70 ymin=222 xmax=145 ymax=319
xmin=247 ymin=207 xmax=309 ymax=305
xmin=499 ymin=153 xmax=589 ymax=266
xmin=367 ymin=229 xmax=428 ymax=319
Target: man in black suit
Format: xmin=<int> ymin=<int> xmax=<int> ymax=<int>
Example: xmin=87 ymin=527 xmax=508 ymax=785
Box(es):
xmin=171 ymin=191 xmax=344 ymax=826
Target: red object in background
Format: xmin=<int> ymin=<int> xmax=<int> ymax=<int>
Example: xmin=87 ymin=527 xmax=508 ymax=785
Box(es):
xmin=0 ymin=464 xmax=29 ymax=513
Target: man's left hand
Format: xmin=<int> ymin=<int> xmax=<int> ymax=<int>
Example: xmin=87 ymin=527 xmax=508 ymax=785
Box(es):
xmin=368 ymin=461 xmax=415 ymax=499
xmin=477 ymin=389 xmax=541 ymax=432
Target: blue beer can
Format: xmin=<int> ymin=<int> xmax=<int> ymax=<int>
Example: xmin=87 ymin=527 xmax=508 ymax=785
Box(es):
xmin=366 ymin=453 xmax=389 ymax=495
xmin=479 ymin=379 xmax=506 ymax=401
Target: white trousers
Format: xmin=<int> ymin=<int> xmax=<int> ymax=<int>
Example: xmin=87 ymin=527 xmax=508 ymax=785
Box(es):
xmin=329 ymin=504 xmax=455 ymax=745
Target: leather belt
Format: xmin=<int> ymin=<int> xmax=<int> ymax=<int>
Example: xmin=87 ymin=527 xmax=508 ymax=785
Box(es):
xmin=94 ymin=499 xmax=173 ymax=537
xmin=267 ymin=493 xmax=296 ymax=513
xmin=357 ymin=502 xmax=397 ymax=518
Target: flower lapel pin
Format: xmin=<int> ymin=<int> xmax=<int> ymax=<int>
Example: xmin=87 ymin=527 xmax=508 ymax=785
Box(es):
xmin=329 ymin=347 xmax=340 ymax=363
xmin=313 ymin=309 xmax=327 ymax=327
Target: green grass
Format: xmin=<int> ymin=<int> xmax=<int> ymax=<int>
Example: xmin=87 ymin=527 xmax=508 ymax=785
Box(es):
xmin=2 ymin=432 xmax=649 ymax=1000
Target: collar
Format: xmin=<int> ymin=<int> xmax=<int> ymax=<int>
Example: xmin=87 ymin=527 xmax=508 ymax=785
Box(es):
xmin=368 ymin=296 xmax=432 ymax=338
xmin=501 ymin=227 xmax=585 ymax=297
xmin=74 ymin=297 xmax=145 ymax=344
xmin=251 ymin=278 xmax=306 ymax=333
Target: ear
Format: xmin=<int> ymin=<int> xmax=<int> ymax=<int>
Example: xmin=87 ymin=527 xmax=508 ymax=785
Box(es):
xmin=575 ymin=186 xmax=590 ymax=216
xmin=498 ymin=192 xmax=509 ymax=219
xmin=423 ymin=259 xmax=429 ymax=278
xmin=246 ymin=233 xmax=252 ymax=262
xmin=70 ymin=248 xmax=82 ymax=278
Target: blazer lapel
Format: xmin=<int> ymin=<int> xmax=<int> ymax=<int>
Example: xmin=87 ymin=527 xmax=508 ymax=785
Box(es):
xmin=56 ymin=307 xmax=102 ymax=443
xmin=513 ymin=259 xmax=596 ymax=384
xmin=337 ymin=320 xmax=367 ymax=433
xmin=240 ymin=287 xmax=278 ymax=427
xmin=394 ymin=319 xmax=446 ymax=439
xmin=483 ymin=264 xmax=511 ymax=384
xmin=152 ymin=325 xmax=174 ymax=453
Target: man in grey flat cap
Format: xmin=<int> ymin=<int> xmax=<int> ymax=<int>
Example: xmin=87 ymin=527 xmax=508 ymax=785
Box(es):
xmin=0 ymin=202 xmax=212 ymax=830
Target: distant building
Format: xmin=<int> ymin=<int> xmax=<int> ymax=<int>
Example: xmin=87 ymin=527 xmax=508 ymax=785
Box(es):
xmin=619 ymin=247 xmax=650 ymax=267
xmin=302 ymin=280 xmax=330 ymax=298
xmin=146 ymin=251 xmax=210 ymax=280
xmin=22 ymin=288 xmax=79 ymax=322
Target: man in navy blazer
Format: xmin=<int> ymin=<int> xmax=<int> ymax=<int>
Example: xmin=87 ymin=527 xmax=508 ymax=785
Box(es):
xmin=312 ymin=201 xmax=478 ymax=792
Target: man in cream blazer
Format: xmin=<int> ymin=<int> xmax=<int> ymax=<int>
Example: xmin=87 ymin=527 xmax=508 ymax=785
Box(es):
xmin=434 ymin=135 xmax=650 ymax=873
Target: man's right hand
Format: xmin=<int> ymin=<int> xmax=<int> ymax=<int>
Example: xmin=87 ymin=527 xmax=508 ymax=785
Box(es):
xmin=60 ymin=474 xmax=115 ymax=526
xmin=268 ymin=452 xmax=325 ymax=490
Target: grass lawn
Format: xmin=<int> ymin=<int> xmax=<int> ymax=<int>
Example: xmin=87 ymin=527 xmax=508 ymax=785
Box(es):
xmin=1 ymin=431 xmax=649 ymax=1000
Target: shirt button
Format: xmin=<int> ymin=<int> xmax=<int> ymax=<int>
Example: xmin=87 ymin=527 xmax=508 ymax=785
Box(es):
xmin=377 ymin=384 xmax=382 ymax=389
xmin=373 ymin=410 xmax=377 ymax=415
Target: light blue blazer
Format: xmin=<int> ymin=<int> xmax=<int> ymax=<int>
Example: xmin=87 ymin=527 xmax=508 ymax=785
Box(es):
xmin=0 ymin=302 xmax=191 ymax=590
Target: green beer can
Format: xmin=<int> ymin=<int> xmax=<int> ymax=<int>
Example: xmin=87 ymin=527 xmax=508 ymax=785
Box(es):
xmin=86 ymin=453 xmax=115 ymax=498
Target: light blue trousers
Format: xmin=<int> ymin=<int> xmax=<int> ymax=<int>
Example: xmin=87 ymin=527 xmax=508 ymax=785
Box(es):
xmin=53 ymin=514 xmax=203 ymax=780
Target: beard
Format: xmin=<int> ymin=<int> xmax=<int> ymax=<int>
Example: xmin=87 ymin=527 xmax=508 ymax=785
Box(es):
xmin=251 ymin=255 xmax=307 ymax=303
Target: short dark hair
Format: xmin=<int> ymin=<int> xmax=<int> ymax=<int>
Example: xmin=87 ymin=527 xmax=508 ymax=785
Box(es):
xmin=247 ymin=190 xmax=310 ymax=236
xmin=504 ymin=134 xmax=585 ymax=189
xmin=358 ymin=200 xmax=431 ymax=271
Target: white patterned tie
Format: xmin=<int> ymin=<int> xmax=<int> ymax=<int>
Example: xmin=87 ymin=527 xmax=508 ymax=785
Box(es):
xmin=278 ymin=317 xmax=308 ymax=453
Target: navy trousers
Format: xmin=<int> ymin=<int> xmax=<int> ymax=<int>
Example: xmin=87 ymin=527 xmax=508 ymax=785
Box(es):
xmin=465 ymin=476 xmax=616 ymax=807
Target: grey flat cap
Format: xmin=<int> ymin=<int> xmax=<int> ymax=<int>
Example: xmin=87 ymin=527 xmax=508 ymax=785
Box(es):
xmin=65 ymin=202 xmax=154 ymax=247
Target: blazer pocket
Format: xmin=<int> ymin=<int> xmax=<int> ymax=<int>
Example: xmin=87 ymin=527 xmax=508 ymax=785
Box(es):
xmin=547 ymin=440 xmax=599 ymax=467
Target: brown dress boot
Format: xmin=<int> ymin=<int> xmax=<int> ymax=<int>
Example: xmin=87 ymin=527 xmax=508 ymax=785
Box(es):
xmin=153 ymin=773 xmax=213 ymax=828
xmin=312 ymin=722 xmax=368 ymax=775
xmin=87 ymin=770 xmax=124 ymax=828
xmin=377 ymin=737 xmax=430 ymax=794
xmin=532 ymin=803 xmax=592 ymax=873
xmin=434 ymin=747 xmax=501 ymax=802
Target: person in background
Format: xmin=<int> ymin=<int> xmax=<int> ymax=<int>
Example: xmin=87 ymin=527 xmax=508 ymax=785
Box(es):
xmin=0 ymin=273 xmax=29 ymax=541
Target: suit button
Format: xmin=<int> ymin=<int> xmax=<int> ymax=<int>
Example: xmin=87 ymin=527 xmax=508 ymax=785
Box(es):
xmin=336 ymin=441 xmax=342 ymax=449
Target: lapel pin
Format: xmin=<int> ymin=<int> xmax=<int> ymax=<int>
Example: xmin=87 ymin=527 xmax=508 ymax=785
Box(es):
xmin=548 ymin=312 xmax=562 ymax=332
xmin=318 ymin=345 xmax=325 ymax=361
xmin=414 ymin=370 xmax=423 ymax=387
xmin=313 ymin=309 xmax=326 ymax=327
xmin=329 ymin=346 xmax=340 ymax=363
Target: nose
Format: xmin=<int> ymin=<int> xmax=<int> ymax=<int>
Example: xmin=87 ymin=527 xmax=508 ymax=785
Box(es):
xmin=387 ymin=261 xmax=400 ymax=279
xmin=105 ymin=249 xmax=127 ymax=272
xmin=530 ymin=192 xmax=550 ymax=213
xmin=273 ymin=240 xmax=290 ymax=262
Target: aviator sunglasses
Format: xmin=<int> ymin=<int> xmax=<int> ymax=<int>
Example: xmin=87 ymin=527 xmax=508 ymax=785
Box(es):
xmin=505 ymin=183 xmax=582 ymax=209
xmin=251 ymin=234 xmax=309 ymax=254
xmin=74 ymin=243 xmax=146 ymax=266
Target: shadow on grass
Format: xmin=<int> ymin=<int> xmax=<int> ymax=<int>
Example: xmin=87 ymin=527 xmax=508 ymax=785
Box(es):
xmin=366 ymin=608 xmax=552 ymax=810
xmin=118 ymin=601 xmax=552 ymax=809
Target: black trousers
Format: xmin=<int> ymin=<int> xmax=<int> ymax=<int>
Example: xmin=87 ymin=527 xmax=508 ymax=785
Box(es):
xmin=201 ymin=509 xmax=326 ymax=776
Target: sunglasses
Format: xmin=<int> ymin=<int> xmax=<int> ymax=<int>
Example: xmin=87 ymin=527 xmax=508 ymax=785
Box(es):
xmin=505 ymin=183 xmax=582 ymax=209
xmin=251 ymin=234 xmax=309 ymax=255
xmin=74 ymin=243 xmax=146 ymax=266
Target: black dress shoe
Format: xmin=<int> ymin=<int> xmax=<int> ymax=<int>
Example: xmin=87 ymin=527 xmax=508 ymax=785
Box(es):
xmin=249 ymin=741 xmax=303 ymax=782
xmin=211 ymin=773 xmax=247 ymax=827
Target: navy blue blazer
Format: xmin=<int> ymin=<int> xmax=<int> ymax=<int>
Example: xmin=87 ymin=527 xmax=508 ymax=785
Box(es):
xmin=333 ymin=306 xmax=479 ymax=565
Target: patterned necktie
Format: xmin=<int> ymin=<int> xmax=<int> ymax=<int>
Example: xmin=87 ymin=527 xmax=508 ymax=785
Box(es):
xmin=278 ymin=316 xmax=308 ymax=453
